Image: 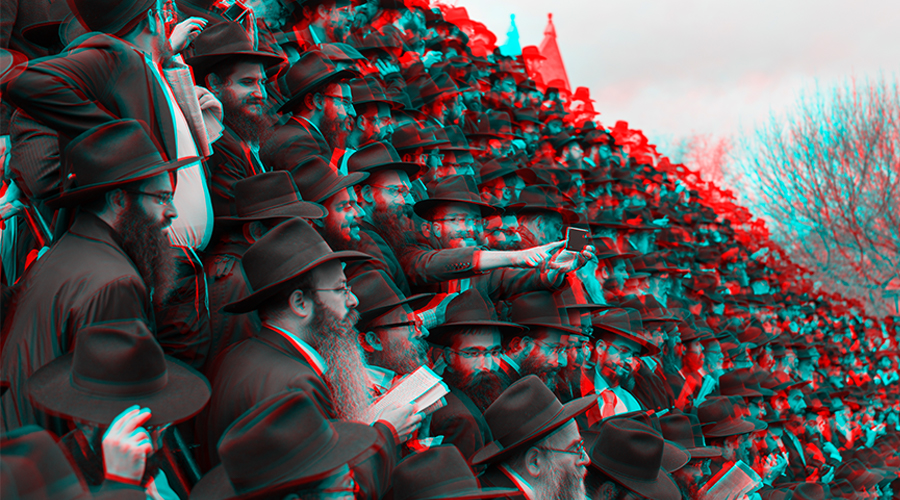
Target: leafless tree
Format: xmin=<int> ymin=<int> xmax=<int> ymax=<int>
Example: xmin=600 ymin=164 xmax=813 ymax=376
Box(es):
xmin=735 ymin=77 xmax=900 ymax=316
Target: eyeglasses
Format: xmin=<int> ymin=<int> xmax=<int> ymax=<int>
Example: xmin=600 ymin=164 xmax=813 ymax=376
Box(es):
xmin=535 ymin=340 xmax=567 ymax=356
xmin=539 ymin=439 xmax=587 ymax=458
xmin=369 ymin=184 xmax=411 ymax=197
xmin=434 ymin=216 xmax=480 ymax=227
xmin=313 ymin=283 xmax=353 ymax=298
xmin=128 ymin=191 xmax=175 ymax=206
xmin=450 ymin=347 xmax=503 ymax=359
xmin=606 ymin=343 xmax=636 ymax=361
xmin=323 ymin=94 xmax=354 ymax=108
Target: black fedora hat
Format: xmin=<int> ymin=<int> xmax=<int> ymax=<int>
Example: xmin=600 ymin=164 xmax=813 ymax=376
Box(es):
xmin=348 ymin=76 xmax=395 ymax=107
xmin=186 ymin=21 xmax=285 ymax=81
xmin=696 ymin=397 xmax=766 ymax=437
xmin=508 ymin=291 xmax=582 ymax=335
xmin=46 ymin=119 xmax=198 ymax=208
xmin=590 ymin=308 xmax=658 ymax=356
xmin=588 ymin=419 xmax=680 ymax=500
xmin=427 ymin=289 xmax=524 ymax=346
xmin=349 ymin=270 xmax=434 ymax=329
xmin=515 ymin=185 xmax=578 ymax=224
xmin=22 ymin=0 xmax=73 ymax=48
xmin=472 ymin=375 xmax=597 ymax=466
xmin=290 ymin=155 xmax=369 ymax=204
xmin=223 ymin=218 xmax=370 ymax=313
xmin=216 ymin=171 xmax=326 ymax=224
xmin=621 ymin=295 xmax=679 ymax=323
xmin=391 ymin=446 xmax=519 ymax=500
xmin=348 ymin=142 xmax=422 ymax=178
xmin=189 ymin=391 xmax=378 ymax=500
xmin=0 ymin=425 xmax=97 ymax=500
xmin=277 ymin=50 xmax=357 ymax=113
xmin=477 ymin=156 xmax=536 ymax=186
xmin=392 ymin=123 xmax=450 ymax=152
xmin=658 ymin=410 xmax=722 ymax=459
xmin=70 ymin=0 xmax=154 ymax=34
xmin=590 ymin=410 xmax=691 ymax=473
xmin=414 ymin=175 xmax=499 ymax=221
xmin=28 ymin=319 xmax=210 ymax=426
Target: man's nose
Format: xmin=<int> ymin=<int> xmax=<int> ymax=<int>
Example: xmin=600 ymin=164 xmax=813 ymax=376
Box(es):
xmin=346 ymin=290 xmax=359 ymax=308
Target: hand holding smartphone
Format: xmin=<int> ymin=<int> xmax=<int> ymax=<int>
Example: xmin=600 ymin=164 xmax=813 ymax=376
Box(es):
xmin=565 ymin=227 xmax=590 ymax=252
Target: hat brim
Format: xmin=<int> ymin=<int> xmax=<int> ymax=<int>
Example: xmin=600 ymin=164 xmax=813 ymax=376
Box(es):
xmin=355 ymin=161 xmax=423 ymax=179
xmin=414 ymin=198 xmax=499 ymax=220
xmin=28 ymin=353 xmax=210 ymax=426
xmin=45 ymin=155 xmax=199 ymax=209
xmin=685 ymin=446 xmax=723 ymax=458
xmin=360 ymin=293 xmax=436 ymax=328
xmin=223 ymin=250 xmax=372 ymax=314
xmin=187 ymin=51 xmax=285 ymax=79
xmin=427 ymin=320 xmax=527 ymax=346
xmin=215 ymin=200 xmax=328 ymax=224
xmin=590 ymin=323 xmax=659 ymax=357
xmin=277 ymin=69 xmax=359 ymax=113
xmin=317 ymin=171 xmax=369 ymax=203
xmin=599 ymin=465 xmax=681 ymax=500
xmin=471 ymin=393 xmax=598 ymax=466
xmin=661 ymin=440 xmax=691 ymax=472
xmin=190 ymin=420 xmax=379 ymax=500
xmin=517 ymin=206 xmax=579 ymax=225
xmin=701 ymin=417 xmax=766 ymax=437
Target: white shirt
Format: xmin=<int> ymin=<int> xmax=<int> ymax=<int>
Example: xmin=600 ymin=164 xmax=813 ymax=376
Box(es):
xmin=146 ymin=57 xmax=213 ymax=251
xmin=498 ymin=464 xmax=536 ymax=500
xmin=593 ymin=369 xmax=643 ymax=415
xmin=264 ymin=324 xmax=328 ymax=377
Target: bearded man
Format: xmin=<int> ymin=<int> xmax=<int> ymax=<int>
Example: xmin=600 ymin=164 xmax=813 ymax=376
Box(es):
xmin=186 ymin=21 xmax=284 ymax=218
xmin=1 ymin=120 xmax=187 ymax=433
xmin=201 ymin=218 xmax=422 ymax=499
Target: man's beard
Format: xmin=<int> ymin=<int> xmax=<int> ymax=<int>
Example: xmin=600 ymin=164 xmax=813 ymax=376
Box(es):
xmin=443 ymin=368 xmax=505 ymax=413
xmin=307 ymin=298 xmax=370 ymax=422
xmin=536 ymin=461 xmax=586 ymax=500
xmin=517 ymin=224 xmax=541 ymax=249
xmin=111 ymin=197 xmax=176 ymax=308
xmin=520 ymin=354 xmax=560 ymax=390
xmin=318 ymin=220 xmax=358 ymax=252
xmin=220 ymin=88 xmax=273 ymax=144
xmin=600 ymin=358 xmax=635 ymax=391
xmin=379 ymin=334 xmax=426 ymax=375
xmin=321 ymin=111 xmax=352 ymax=151
xmin=370 ymin=204 xmax=416 ymax=251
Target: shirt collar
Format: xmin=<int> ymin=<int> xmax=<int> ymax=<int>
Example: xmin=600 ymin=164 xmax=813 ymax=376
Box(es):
xmin=593 ymin=368 xmax=611 ymax=393
xmin=294 ymin=114 xmax=323 ymax=138
xmin=264 ymin=323 xmax=328 ymax=376
xmin=498 ymin=464 xmax=535 ymax=500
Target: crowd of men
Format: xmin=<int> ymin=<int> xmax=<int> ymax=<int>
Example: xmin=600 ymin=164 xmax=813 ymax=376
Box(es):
xmin=2 ymin=0 xmax=900 ymax=498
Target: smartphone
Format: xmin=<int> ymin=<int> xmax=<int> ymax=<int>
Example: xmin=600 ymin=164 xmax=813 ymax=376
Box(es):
xmin=565 ymin=227 xmax=590 ymax=252
xmin=222 ymin=1 xmax=250 ymax=22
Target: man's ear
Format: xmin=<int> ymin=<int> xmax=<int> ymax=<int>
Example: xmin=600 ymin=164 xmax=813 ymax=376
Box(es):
xmin=524 ymin=447 xmax=542 ymax=477
xmin=421 ymin=221 xmax=435 ymax=239
xmin=106 ymin=188 xmax=128 ymax=215
xmin=360 ymin=184 xmax=375 ymax=204
xmin=430 ymin=222 xmax=441 ymax=239
xmin=316 ymin=3 xmax=329 ymax=20
xmin=205 ymin=73 xmax=224 ymax=93
xmin=362 ymin=330 xmax=383 ymax=352
xmin=288 ymin=289 xmax=313 ymax=320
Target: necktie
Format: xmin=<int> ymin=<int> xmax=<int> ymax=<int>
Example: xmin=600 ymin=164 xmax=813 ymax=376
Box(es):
xmin=600 ymin=389 xmax=618 ymax=419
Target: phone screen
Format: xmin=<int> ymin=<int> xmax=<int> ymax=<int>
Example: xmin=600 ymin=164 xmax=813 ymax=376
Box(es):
xmin=223 ymin=2 xmax=249 ymax=22
xmin=565 ymin=227 xmax=590 ymax=252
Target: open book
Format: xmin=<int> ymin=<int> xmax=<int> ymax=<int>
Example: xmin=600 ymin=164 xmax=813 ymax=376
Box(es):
xmin=698 ymin=460 xmax=761 ymax=500
xmin=364 ymin=365 xmax=449 ymax=424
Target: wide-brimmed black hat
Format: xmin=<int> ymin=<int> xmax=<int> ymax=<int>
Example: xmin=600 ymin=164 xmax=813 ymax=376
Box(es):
xmin=290 ymin=155 xmax=369 ymax=203
xmin=28 ymin=319 xmax=210 ymax=426
xmin=472 ymin=375 xmax=597 ymax=466
xmin=589 ymin=419 xmax=681 ymax=500
xmin=590 ymin=308 xmax=658 ymax=357
xmin=348 ymin=76 xmax=395 ymax=107
xmin=277 ymin=50 xmax=357 ymax=113
xmin=658 ymin=410 xmax=722 ymax=459
xmin=696 ymin=397 xmax=767 ymax=437
xmin=477 ymin=156 xmax=536 ymax=186
xmin=391 ymin=446 xmax=518 ymax=500
xmin=189 ymin=391 xmax=378 ymax=500
xmin=349 ymin=270 xmax=434 ymax=330
xmin=515 ymin=185 xmax=578 ymax=224
xmin=584 ymin=410 xmax=690 ymax=473
xmin=427 ymin=289 xmax=524 ymax=346
xmin=70 ymin=0 xmax=154 ymax=34
xmin=216 ymin=171 xmax=326 ymax=224
xmin=508 ymin=291 xmax=582 ymax=335
xmin=348 ymin=142 xmax=422 ymax=178
xmin=414 ymin=175 xmax=499 ymax=220
xmin=22 ymin=0 xmax=73 ymax=48
xmin=186 ymin=21 xmax=285 ymax=81
xmin=392 ymin=123 xmax=450 ymax=152
xmin=46 ymin=119 xmax=198 ymax=208
xmin=223 ymin=218 xmax=370 ymax=313
xmin=720 ymin=368 xmax=775 ymax=398
xmin=1 ymin=425 xmax=97 ymax=500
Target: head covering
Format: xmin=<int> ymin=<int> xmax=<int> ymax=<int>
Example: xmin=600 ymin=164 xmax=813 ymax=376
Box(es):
xmin=189 ymin=391 xmax=378 ymax=500
xmin=590 ymin=308 xmax=658 ymax=356
xmin=46 ymin=119 xmax=198 ymax=208
xmin=414 ymin=175 xmax=499 ymax=220
xmin=507 ymin=291 xmax=584 ymax=335
xmin=696 ymin=397 xmax=767 ymax=437
xmin=472 ymin=375 xmax=597 ymax=466
xmin=28 ymin=320 xmax=210 ymax=426
xmin=290 ymin=155 xmax=368 ymax=203
xmin=223 ymin=218 xmax=369 ymax=313
xmin=185 ymin=21 xmax=284 ymax=80
xmin=70 ymin=0 xmax=154 ymax=34
xmin=427 ymin=289 xmax=524 ymax=346
xmin=658 ymin=410 xmax=722 ymax=458
xmin=348 ymin=142 xmax=422 ymax=178
xmin=390 ymin=446 xmax=518 ymax=500
xmin=1 ymin=426 xmax=96 ymax=500
xmin=277 ymin=50 xmax=357 ymax=113
xmin=216 ymin=171 xmax=326 ymax=223
xmin=348 ymin=270 xmax=433 ymax=330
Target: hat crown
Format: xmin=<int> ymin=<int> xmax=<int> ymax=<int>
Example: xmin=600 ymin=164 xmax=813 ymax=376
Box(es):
xmin=696 ymin=397 xmax=735 ymax=425
xmin=348 ymin=143 xmax=403 ymax=172
xmin=348 ymin=270 xmax=406 ymax=318
xmin=392 ymin=446 xmax=481 ymax=500
xmin=483 ymin=375 xmax=565 ymax=449
xmin=593 ymin=419 xmax=664 ymax=481
xmin=71 ymin=0 xmax=153 ymax=33
xmin=442 ymin=289 xmax=499 ymax=325
xmin=659 ymin=413 xmax=700 ymax=449
xmin=219 ymin=392 xmax=337 ymax=493
xmin=283 ymin=50 xmax=336 ymax=97
xmin=233 ymin=171 xmax=303 ymax=217
xmin=427 ymin=175 xmax=484 ymax=207
xmin=190 ymin=21 xmax=253 ymax=60
xmin=71 ymin=320 xmax=169 ymax=398
xmin=509 ymin=292 xmax=574 ymax=331
xmin=590 ymin=308 xmax=633 ymax=334
xmin=240 ymin=218 xmax=334 ymax=294
xmin=348 ymin=77 xmax=388 ymax=104
xmin=61 ymin=119 xmax=169 ymax=197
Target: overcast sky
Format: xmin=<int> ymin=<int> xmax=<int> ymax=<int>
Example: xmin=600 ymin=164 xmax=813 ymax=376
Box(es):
xmin=459 ymin=0 xmax=900 ymax=148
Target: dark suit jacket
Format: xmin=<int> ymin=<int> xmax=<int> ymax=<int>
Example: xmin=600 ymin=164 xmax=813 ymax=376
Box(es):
xmin=201 ymin=325 xmax=398 ymax=499
xmin=0 ymin=213 xmax=153 ymax=433
xmin=429 ymin=385 xmax=492 ymax=462
xmin=632 ymin=357 xmax=675 ymax=412
xmin=343 ymin=221 xmax=412 ymax=296
xmin=5 ymin=33 xmax=178 ymax=161
xmin=208 ymin=125 xmax=267 ymax=218
xmin=261 ymin=116 xmax=332 ymax=178
xmin=477 ymin=466 xmax=528 ymax=499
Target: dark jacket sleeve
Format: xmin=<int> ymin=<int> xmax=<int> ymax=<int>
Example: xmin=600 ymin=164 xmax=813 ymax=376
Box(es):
xmin=399 ymin=242 xmax=480 ymax=287
xmin=8 ymin=110 xmax=60 ymax=201
xmin=350 ymin=421 xmax=401 ymax=500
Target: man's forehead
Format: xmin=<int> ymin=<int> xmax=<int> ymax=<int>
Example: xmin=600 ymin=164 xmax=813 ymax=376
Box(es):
xmin=435 ymin=203 xmax=479 ymax=218
xmin=452 ymin=329 xmax=501 ymax=348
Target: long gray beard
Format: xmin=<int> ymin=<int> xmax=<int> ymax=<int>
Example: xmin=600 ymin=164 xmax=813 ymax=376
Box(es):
xmin=536 ymin=461 xmax=586 ymax=500
xmin=309 ymin=299 xmax=370 ymax=422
